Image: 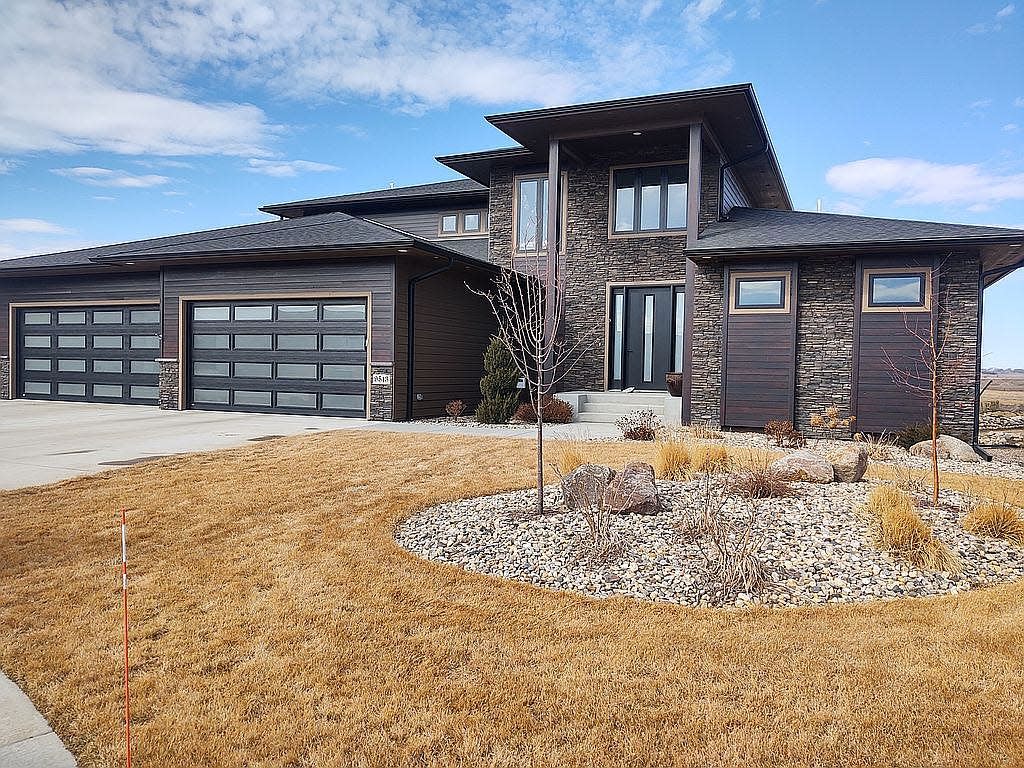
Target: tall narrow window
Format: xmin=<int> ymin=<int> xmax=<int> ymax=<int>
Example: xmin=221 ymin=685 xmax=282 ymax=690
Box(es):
xmin=639 ymin=168 xmax=661 ymax=231
xmin=516 ymin=177 xmax=547 ymax=251
xmin=613 ymin=170 xmax=635 ymax=233
xmin=642 ymin=294 xmax=655 ymax=383
xmin=673 ymin=291 xmax=685 ymax=371
xmin=612 ymin=292 xmax=625 ymax=383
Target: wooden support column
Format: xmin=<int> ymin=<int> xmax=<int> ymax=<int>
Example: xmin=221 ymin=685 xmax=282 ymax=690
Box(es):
xmin=681 ymin=122 xmax=702 ymax=423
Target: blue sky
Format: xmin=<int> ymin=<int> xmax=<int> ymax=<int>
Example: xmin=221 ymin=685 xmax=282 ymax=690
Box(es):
xmin=1 ymin=0 xmax=1022 ymax=366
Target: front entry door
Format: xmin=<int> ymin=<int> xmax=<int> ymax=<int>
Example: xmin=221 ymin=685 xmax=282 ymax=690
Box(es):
xmin=624 ymin=286 xmax=673 ymax=391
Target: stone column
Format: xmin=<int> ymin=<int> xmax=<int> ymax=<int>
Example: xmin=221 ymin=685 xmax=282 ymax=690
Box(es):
xmin=368 ymin=363 xmax=394 ymax=421
xmin=156 ymin=358 xmax=180 ymax=410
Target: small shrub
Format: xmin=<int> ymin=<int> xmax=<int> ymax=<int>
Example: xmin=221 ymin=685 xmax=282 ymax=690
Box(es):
xmin=475 ymin=337 xmax=520 ymax=424
xmin=692 ymin=421 xmax=722 ymax=440
xmin=854 ymin=431 xmax=898 ymax=460
xmin=728 ymin=464 xmax=793 ymax=499
xmin=445 ymin=399 xmax=466 ymax=418
xmin=654 ymin=439 xmax=690 ymax=480
xmin=963 ymin=502 xmax=1024 ymax=544
xmin=809 ymin=404 xmax=856 ymax=432
xmin=894 ymin=422 xmax=935 ymax=450
xmin=554 ymin=439 xmax=588 ymax=476
xmin=691 ymin=442 xmax=730 ymax=475
xmin=764 ymin=419 xmax=806 ymax=448
xmin=616 ymin=409 xmax=661 ymax=441
xmin=863 ymin=486 xmax=962 ymax=572
xmin=514 ymin=395 xmax=574 ymax=424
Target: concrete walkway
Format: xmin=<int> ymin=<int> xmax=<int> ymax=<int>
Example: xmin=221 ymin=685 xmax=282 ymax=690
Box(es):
xmin=0 ymin=399 xmax=618 ymax=490
xmin=0 ymin=673 xmax=75 ymax=767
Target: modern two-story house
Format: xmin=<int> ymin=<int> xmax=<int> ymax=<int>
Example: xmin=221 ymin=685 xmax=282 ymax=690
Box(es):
xmin=2 ymin=84 xmax=1022 ymax=444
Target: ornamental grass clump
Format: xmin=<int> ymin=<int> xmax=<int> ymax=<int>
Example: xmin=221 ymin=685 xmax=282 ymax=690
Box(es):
xmin=962 ymin=502 xmax=1024 ymax=545
xmin=654 ymin=439 xmax=690 ymax=480
xmin=554 ymin=439 xmax=589 ymax=476
xmin=690 ymin=442 xmax=730 ymax=475
xmin=864 ymin=486 xmax=962 ymax=572
xmin=728 ymin=452 xmax=793 ymax=499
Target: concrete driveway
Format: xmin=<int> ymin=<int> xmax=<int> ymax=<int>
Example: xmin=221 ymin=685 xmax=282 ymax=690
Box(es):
xmin=0 ymin=400 xmax=364 ymax=490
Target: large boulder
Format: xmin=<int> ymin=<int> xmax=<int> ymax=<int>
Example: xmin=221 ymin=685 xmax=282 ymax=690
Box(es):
xmin=909 ymin=434 xmax=981 ymax=463
xmin=770 ymin=449 xmax=834 ymax=483
xmin=827 ymin=444 xmax=869 ymax=483
xmin=603 ymin=461 xmax=662 ymax=515
xmin=562 ymin=464 xmax=615 ymax=511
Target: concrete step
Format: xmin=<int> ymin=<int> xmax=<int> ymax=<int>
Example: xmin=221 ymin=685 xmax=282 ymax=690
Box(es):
xmin=579 ymin=402 xmax=665 ymax=416
xmin=576 ymin=412 xmax=627 ymax=424
xmin=581 ymin=392 xmax=666 ymax=405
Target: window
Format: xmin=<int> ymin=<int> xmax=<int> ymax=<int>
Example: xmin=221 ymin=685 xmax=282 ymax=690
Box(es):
xmin=277 ymin=334 xmax=318 ymax=350
xmin=130 ymin=335 xmax=159 ymax=349
xmin=24 ymin=335 xmax=51 ymax=348
xmin=234 ymin=305 xmax=273 ymax=321
xmin=58 ymin=335 xmax=87 ymax=348
xmin=277 ymin=363 xmax=318 ymax=379
xmin=58 ymin=383 xmax=86 ymax=396
xmin=323 ymin=334 xmax=364 ymax=351
xmin=323 ymin=304 xmax=365 ymax=321
xmin=93 ymin=310 xmax=123 ymax=324
xmin=514 ymin=174 xmax=567 ymax=253
xmin=24 ymin=312 xmax=51 ymax=325
xmin=93 ymin=335 xmax=123 ymax=349
xmin=277 ymin=305 xmax=317 ymax=321
xmin=729 ymin=272 xmax=790 ymax=314
xmin=234 ymin=390 xmax=272 ymax=407
xmin=24 ymin=359 xmax=51 ymax=372
xmin=323 ymin=364 xmax=365 ymax=380
xmin=193 ymin=306 xmax=230 ymax=322
xmin=611 ymin=164 xmax=687 ymax=235
xmin=437 ymin=210 xmax=487 ymax=237
xmin=234 ymin=362 xmax=272 ymax=378
xmin=277 ymin=392 xmax=316 ymax=408
xmin=193 ymin=334 xmax=230 ymax=349
xmin=24 ymin=381 xmax=51 ymax=395
xmin=193 ymin=388 xmax=230 ymax=404
xmin=131 ymin=360 xmax=160 ymax=375
xmin=194 ymin=361 xmax=230 ymax=377
xmin=323 ymin=393 xmax=364 ymax=411
xmin=864 ymin=269 xmax=930 ymax=311
xmin=93 ymin=384 xmax=123 ymax=398
xmin=130 ymin=309 xmax=160 ymax=324
xmin=58 ymin=311 xmax=86 ymax=324
xmin=131 ymin=386 xmax=159 ymax=400
xmin=93 ymin=360 xmax=123 ymax=374
xmin=58 ymin=359 xmax=86 ymax=372
xmin=674 ymin=291 xmax=685 ymax=371
xmin=234 ymin=334 xmax=273 ymax=350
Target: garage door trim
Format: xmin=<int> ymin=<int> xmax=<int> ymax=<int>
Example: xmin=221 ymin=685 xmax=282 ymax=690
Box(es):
xmin=9 ymin=299 xmax=160 ymax=404
xmin=178 ymin=291 xmax=374 ymax=417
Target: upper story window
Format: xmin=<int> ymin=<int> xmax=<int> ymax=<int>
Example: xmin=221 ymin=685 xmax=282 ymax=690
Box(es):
xmin=437 ymin=210 xmax=488 ymax=238
xmin=514 ymin=173 xmax=568 ymax=254
xmin=610 ymin=163 xmax=687 ymax=236
xmin=863 ymin=268 xmax=931 ymax=312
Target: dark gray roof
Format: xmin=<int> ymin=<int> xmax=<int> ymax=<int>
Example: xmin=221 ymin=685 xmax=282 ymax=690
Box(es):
xmin=0 ymin=212 xmax=496 ymax=272
xmin=261 ymin=179 xmax=487 ymax=217
xmin=689 ymin=207 xmax=1024 ymax=255
xmin=435 ymin=237 xmax=489 ymax=261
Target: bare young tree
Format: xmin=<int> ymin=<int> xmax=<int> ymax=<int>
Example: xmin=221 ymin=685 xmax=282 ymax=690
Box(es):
xmin=471 ymin=195 xmax=598 ymax=518
xmin=882 ymin=268 xmax=966 ymax=505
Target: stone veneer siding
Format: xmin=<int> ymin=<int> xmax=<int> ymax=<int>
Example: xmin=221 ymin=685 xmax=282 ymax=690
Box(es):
xmin=157 ymin=358 xmax=180 ymax=410
xmin=0 ymin=355 xmax=9 ymax=400
xmin=488 ymin=139 xmax=722 ymax=392
xmin=688 ymin=252 xmax=981 ymax=441
xmin=369 ymin=363 xmax=394 ymax=421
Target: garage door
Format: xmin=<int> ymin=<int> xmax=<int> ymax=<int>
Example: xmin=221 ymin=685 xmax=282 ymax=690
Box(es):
xmin=16 ymin=305 xmax=160 ymax=404
xmin=187 ymin=298 xmax=368 ymax=417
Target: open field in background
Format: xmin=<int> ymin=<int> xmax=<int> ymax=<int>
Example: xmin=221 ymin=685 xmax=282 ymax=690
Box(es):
xmin=1 ymin=431 xmax=1023 ymax=768
xmin=982 ymin=372 xmax=1024 ymax=409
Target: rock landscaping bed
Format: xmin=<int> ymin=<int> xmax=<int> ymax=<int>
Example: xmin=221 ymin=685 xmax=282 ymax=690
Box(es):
xmin=397 ymin=478 xmax=1024 ymax=609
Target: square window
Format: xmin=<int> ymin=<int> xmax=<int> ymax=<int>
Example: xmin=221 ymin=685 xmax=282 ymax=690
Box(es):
xmin=731 ymin=275 xmax=788 ymax=312
xmin=58 ymin=359 xmax=87 ymax=373
xmin=234 ymin=305 xmax=273 ymax=321
xmin=130 ymin=309 xmax=160 ymax=324
xmin=93 ymin=335 xmax=123 ymax=349
xmin=323 ymin=303 xmax=365 ymax=321
xmin=193 ymin=306 xmax=230 ymax=322
xmin=463 ymin=212 xmax=481 ymax=232
xmin=440 ymin=214 xmax=458 ymax=234
xmin=611 ymin=164 xmax=687 ymax=235
xmin=234 ymin=390 xmax=272 ymax=407
xmin=868 ymin=273 xmax=926 ymax=307
xmin=234 ymin=334 xmax=273 ymax=350
xmin=93 ymin=359 xmax=124 ymax=374
xmin=277 ymin=305 xmax=317 ymax=321
xmin=58 ymin=383 xmax=87 ymax=396
xmin=131 ymin=360 xmax=160 ymax=375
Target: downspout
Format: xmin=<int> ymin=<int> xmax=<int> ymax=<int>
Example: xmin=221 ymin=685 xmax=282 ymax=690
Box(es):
xmin=975 ymin=255 xmax=1024 ymax=456
xmin=406 ymin=255 xmax=455 ymax=420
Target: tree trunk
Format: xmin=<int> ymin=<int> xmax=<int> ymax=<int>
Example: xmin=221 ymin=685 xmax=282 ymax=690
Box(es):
xmin=536 ymin=397 xmax=545 ymax=516
xmin=931 ymin=362 xmax=939 ymax=506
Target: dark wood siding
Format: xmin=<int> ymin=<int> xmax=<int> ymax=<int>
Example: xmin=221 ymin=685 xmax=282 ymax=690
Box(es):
xmin=722 ymin=167 xmax=752 ymax=214
xmin=395 ymin=257 xmax=497 ymax=420
xmin=853 ymin=257 xmax=933 ymax=432
xmin=722 ymin=264 xmax=797 ymax=428
xmin=160 ymin=258 xmax=395 ymax=364
xmin=1 ymin=271 xmax=160 ymax=356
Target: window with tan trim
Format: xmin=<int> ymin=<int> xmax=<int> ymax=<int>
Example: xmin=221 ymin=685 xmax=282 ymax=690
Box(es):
xmin=862 ymin=267 xmax=931 ymax=312
xmin=728 ymin=271 xmax=791 ymax=314
xmin=608 ymin=162 xmax=687 ymax=237
xmin=437 ymin=210 xmax=488 ymax=238
xmin=513 ymin=172 xmax=568 ymax=255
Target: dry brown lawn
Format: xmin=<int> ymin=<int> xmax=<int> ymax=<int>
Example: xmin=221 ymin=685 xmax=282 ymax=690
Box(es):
xmin=2 ymin=431 xmax=1023 ymax=768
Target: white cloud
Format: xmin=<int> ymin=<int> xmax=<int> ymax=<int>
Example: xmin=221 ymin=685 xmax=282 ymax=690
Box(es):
xmin=1003 ymin=123 xmax=1020 ymax=132
xmin=0 ymin=218 xmax=70 ymax=234
xmin=53 ymin=166 xmax=170 ymax=188
xmin=684 ymin=0 xmax=728 ymax=46
xmin=243 ymin=159 xmax=342 ymax=177
xmin=826 ymin=157 xmax=1024 ymax=207
xmin=970 ymin=98 xmax=992 ymax=109
xmin=830 ymin=201 xmax=865 ymax=215
xmin=639 ymin=0 xmax=662 ymax=20
xmin=1015 ymin=97 xmax=1024 ymax=108
xmin=0 ymin=158 xmax=21 ymax=174
xmin=93 ymin=195 xmax=117 ymax=202
xmin=996 ymin=3 xmax=1015 ymax=17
